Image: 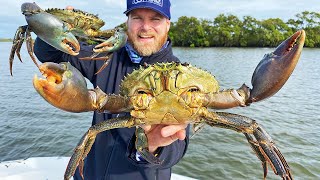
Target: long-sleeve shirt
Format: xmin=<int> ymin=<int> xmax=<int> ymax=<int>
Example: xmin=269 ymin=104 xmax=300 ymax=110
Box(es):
xmin=34 ymin=38 xmax=189 ymax=180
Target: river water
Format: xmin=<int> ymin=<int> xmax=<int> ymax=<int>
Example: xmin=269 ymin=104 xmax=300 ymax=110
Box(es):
xmin=0 ymin=42 xmax=319 ymax=179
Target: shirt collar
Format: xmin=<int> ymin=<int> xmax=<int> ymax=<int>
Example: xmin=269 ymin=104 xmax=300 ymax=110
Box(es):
xmin=125 ymin=41 xmax=169 ymax=64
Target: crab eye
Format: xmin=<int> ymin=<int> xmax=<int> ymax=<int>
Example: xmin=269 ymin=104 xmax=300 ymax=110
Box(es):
xmin=137 ymin=90 xmax=148 ymax=94
xmin=188 ymin=87 xmax=200 ymax=92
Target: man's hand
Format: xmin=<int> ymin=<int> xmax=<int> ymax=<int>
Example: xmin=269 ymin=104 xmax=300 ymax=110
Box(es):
xmin=66 ymin=5 xmax=74 ymax=10
xmin=141 ymin=124 xmax=188 ymax=154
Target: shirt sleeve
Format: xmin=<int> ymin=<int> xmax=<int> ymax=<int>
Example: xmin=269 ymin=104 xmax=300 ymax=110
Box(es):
xmin=34 ymin=37 xmax=65 ymax=63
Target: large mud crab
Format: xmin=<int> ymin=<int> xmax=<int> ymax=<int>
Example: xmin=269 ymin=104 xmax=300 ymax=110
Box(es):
xmin=30 ymin=29 xmax=305 ymax=179
xmin=9 ymin=2 xmax=127 ymax=75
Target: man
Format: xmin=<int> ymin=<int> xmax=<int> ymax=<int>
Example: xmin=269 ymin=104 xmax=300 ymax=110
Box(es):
xmin=34 ymin=0 xmax=189 ymax=179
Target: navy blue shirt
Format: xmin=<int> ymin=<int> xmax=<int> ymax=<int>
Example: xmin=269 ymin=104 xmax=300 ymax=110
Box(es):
xmin=34 ymin=38 xmax=189 ymax=180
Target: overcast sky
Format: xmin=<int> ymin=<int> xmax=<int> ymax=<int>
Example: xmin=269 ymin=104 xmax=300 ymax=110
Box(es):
xmin=1 ymin=0 xmax=319 ymax=38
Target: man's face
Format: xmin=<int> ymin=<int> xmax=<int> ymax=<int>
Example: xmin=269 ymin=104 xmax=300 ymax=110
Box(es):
xmin=126 ymin=8 xmax=170 ymax=56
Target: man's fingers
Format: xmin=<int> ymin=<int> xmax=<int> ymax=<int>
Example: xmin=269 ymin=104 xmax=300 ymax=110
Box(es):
xmin=140 ymin=125 xmax=151 ymax=131
xmin=66 ymin=5 xmax=74 ymax=10
xmin=168 ymin=130 xmax=186 ymax=142
xmin=144 ymin=124 xmax=188 ymax=151
xmin=176 ymin=129 xmax=186 ymax=140
xmin=161 ymin=124 xmax=188 ymax=137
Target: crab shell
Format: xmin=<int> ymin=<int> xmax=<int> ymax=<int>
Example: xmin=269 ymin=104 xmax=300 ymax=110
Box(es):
xmin=45 ymin=8 xmax=105 ymax=31
xmin=120 ymin=63 xmax=220 ymax=124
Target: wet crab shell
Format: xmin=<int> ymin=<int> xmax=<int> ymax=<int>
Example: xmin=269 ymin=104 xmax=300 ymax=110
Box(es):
xmin=45 ymin=8 xmax=105 ymax=31
xmin=120 ymin=62 xmax=220 ymax=97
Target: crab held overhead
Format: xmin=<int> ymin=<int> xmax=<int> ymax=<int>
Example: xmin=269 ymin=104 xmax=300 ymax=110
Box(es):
xmin=33 ymin=30 xmax=305 ymax=180
xmin=9 ymin=2 xmax=127 ymax=75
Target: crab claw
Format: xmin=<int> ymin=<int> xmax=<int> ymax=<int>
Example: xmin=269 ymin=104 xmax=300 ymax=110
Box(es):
xmin=22 ymin=2 xmax=80 ymax=55
xmin=93 ymin=27 xmax=128 ymax=53
xmin=33 ymin=62 xmax=94 ymax=112
xmin=248 ymin=30 xmax=305 ymax=103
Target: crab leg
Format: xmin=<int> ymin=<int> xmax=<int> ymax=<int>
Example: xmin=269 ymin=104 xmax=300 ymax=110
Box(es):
xmin=95 ymin=28 xmax=119 ymax=38
xmin=202 ymin=84 xmax=250 ymax=109
xmin=14 ymin=28 xmax=26 ymax=63
xmin=10 ymin=25 xmax=40 ymax=75
xmin=135 ymin=126 xmax=163 ymax=164
xmin=79 ymin=53 xmax=114 ymax=74
xmin=64 ymin=117 xmax=136 ymax=180
xmin=25 ymin=27 xmax=39 ymax=69
xmin=10 ymin=26 xmax=27 ymax=62
xmin=9 ymin=25 xmax=28 ymax=75
xmin=201 ymin=110 xmax=292 ymax=179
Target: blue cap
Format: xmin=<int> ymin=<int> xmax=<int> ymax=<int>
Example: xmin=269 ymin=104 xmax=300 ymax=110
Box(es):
xmin=124 ymin=0 xmax=171 ymax=20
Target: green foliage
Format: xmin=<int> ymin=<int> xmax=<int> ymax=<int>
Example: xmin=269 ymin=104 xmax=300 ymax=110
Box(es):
xmin=169 ymin=11 xmax=320 ymax=47
xmin=0 ymin=38 xmax=12 ymax=42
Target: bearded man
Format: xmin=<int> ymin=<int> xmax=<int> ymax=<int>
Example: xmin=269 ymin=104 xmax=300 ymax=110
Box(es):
xmin=34 ymin=0 xmax=189 ymax=179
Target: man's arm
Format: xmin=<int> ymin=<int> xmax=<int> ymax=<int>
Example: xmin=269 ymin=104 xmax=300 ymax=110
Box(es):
xmin=34 ymin=37 xmax=65 ymax=63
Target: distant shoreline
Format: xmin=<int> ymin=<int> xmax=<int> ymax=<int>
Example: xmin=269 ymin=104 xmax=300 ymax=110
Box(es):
xmin=0 ymin=39 xmax=12 ymax=42
xmin=1 ymin=38 xmax=318 ymax=48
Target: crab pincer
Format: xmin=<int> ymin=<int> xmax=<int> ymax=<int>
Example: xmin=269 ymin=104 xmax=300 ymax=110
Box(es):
xmin=248 ymin=30 xmax=305 ymax=104
xmin=22 ymin=2 xmax=80 ymax=56
xmin=33 ymin=62 xmax=95 ymax=112
xmin=33 ymin=62 xmax=132 ymax=113
xmin=80 ymin=27 xmax=128 ymax=74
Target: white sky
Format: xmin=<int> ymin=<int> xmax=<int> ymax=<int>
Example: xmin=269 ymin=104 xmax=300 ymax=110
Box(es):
xmin=1 ymin=0 xmax=319 ymax=38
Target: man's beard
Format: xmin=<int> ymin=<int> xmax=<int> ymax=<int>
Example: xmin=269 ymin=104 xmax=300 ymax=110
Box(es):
xmin=128 ymin=32 xmax=168 ymax=56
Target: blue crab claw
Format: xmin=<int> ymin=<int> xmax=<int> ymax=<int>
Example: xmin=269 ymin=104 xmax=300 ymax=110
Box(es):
xmin=22 ymin=2 xmax=80 ymax=55
xmin=93 ymin=27 xmax=128 ymax=53
xmin=248 ymin=30 xmax=305 ymax=104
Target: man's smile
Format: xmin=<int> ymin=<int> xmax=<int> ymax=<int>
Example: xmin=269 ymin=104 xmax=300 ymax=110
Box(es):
xmin=138 ymin=34 xmax=155 ymax=42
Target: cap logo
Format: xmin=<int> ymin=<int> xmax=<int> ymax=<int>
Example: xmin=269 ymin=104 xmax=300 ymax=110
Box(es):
xmin=132 ymin=0 xmax=163 ymax=7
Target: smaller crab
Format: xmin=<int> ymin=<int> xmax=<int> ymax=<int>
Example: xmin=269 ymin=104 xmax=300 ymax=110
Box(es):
xmin=32 ymin=30 xmax=305 ymax=180
xmin=9 ymin=2 xmax=127 ymax=75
